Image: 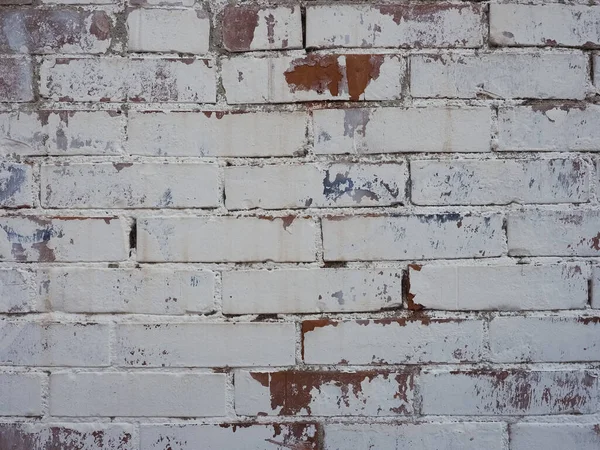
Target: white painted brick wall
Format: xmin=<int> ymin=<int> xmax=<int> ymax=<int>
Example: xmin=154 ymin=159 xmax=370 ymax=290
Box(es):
xmin=0 ymin=372 xmax=44 ymax=415
xmin=510 ymin=424 xmax=600 ymax=450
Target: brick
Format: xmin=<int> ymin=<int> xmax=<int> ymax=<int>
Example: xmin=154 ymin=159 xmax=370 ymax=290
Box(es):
xmin=593 ymin=265 xmax=600 ymax=308
xmin=508 ymin=210 xmax=600 ymax=256
xmin=127 ymin=9 xmax=210 ymax=54
xmin=223 ymin=5 xmax=302 ymax=52
xmin=50 ymin=372 xmax=226 ymax=417
xmin=421 ymin=369 xmax=597 ymax=415
xmin=42 ymin=0 xmax=113 ymax=4
xmin=411 ymin=52 xmax=587 ymax=99
xmin=115 ymin=323 xmax=295 ymax=367
xmin=0 ymin=423 xmax=134 ymax=450
xmin=0 ymin=0 xmax=31 ymax=4
xmin=0 ymin=322 xmax=109 ymax=366
xmin=510 ymin=424 xmax=600 ymax=450
xmin=44 ymin=267 xmax=214 ymax=314
xmin=302 ymin=319 xmax=484 ymax=364
xmin=0 ymin=373 xmax=43 ymax=415
xmin=40 ymin=57 xmax=216 ymax=102
xmin=490 ymin=4 xmax=600 ymax=48
xmin=307 ymin=4 xmax=482 ymax=49
xmin=0 ymin=56 xmax=33 ymax=102
xmin=411 ymin=159 xmax=589 ymax=205
xmin=313 ymin=107 xmax=491 ymax=154
xmin=0 ymin=216 xmax=127 ymax=262
xmin=225 ymin=163 xmax=407 ymax=210
xmin=41 ymin=162 xmax=220 ymax=208
xmin=323 ymin=423 xmax=505 ymax=450
xmin=141 ymin=423 xmax=319 ymax=450
xmin=322 ymin=213 xmax=504 ymax=261
xmin=595 ymin=55 xmax=600 ymax=88
xmin=409 ymin=263 xmax=587 ymax=311
xmin=498 ymin=104 xmax=600 ymax=151
xmin=0 ymin=9 xmax=112 ymax=54
xmin=0 ymin=162 xmax=34 ymax=207
xmin=127 ymin=110 xmax=307 ymax=157
xmin=222 ymin=53 xmax=404 ymax=103
xmin=0 ymin=110 xmax=124 ymax=156
xmin=222 ymin=269 xmax=402 ymax=314
xmin=137 ymin=216 xmax=317 ymax=262
xmin=130 ymin=0 xmax=191 ymax=5
xmin=235 ymin=370 xmax=415 ymax=416
xmin=490 ymin=316 xmax=600 ymax=362
xmin=0 ymin=269 xmax=36 ymax=313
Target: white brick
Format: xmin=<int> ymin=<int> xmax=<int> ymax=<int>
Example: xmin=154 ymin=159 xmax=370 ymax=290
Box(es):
xmin=0 ymin=269 xmax=36 ymax=313
xmin=127 ymin=9 xmax=210 ymax=54
xmin=222 ymin=54 xmax=404 ymax=104
xmin=593 ymin=265 xmax=600 ymax=308
xmin=42 ymin=0 xmax=113 ymax=4
xmin=421 ymin=370 xmax=597 ymax=415
xmin=115 ymin=323 xmax=295 ymax=367
xmin=322 ymin=213 xmax=504 ymax=261
xmin=411 ymin=52 xmax=587 ymax=99
xmin=45 ymin=267 xmax=214 ymax=314
xmin=223 ymin=5 xmax=302 ymax=52
xmin=491 ymin=4 xmax=600 ymax=47
xmin=0 ymin=56 xmax=33 ymax=102
xmin=302 ymin=319 xmax=484 ymax=364
xmin=225 ymin=163 xmax=406 ymax=210
xmin=307 ymin=4 xmax=483 ymax=49
xmin=510 ymin=424 xmax=600 ymax=450
xmin=141 ymin=423 xmax=318 ymax=450
xmin=490 ymin=316 xmax=600 ymax=362
xmin=40 ymin=57 xmax=216 ymax=102
xmin=235 ymin=370 xmax=415 ymax=416
xmin=50 ymin=372 xmax=226 ymax=417
xmin=0 ymin=216 xmax=127 ymax=262
xmin=409 ymin=264 xmax=587 ymax=310
xmin=0 ymin=110 xmax=124 ymax=156
xmin=0 ymin=322 xmax=109 ymax=366
xmin=498 ymin=104 xmax=600 ymax=151
xmin=313 ymin=107 xmax=491 ymax=154
xmin=0 ymin=373 xmax=43 ymax=416
xmin=508 ymin=210 xmax=600 ymax=256
xmin=137 ymin=216 xmax=317 ymax=263
xmin=129 ymin=0 xmax=192 ymax=6
xmin=42 ymin=163 xmax=220 ymax=208
xmin=222 ymin=269 xmax=402 ymax=314
xmin=411 ymin=159 xmax=589 ymax=205
xmin=0 ymin=423 xmax=134 ymax=450
xmin=324 ymin=423 xmax=505 ymax=450
xmin=127 ymin=111 xmax=307 ymax=157
xmin=0 ymin=162 xmax=34 ymax=207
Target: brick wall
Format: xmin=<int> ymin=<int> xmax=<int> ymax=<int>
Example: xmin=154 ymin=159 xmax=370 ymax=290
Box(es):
xmin=1 ymin=0 xmax=600 ymax=448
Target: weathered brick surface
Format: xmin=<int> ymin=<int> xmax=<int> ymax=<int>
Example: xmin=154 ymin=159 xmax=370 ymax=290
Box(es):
xmin=222 ymin=268 xmax=402 ymax=314
xmin=235 ymin=369 xmax=415 ymax=416
xmin=225 ymin=163 xmax=407 ymax=209
xmin=411 ymin=52 xmax=587 ymax=99
xmin=2 ymin=1 xmax=599 ymax=446
xmin=41 ymin=162 xmax=220 ymax=208
xmin=313 ymin=107 xmax=491 ymax=154
xmin=0 ymin=9 xmax=113 ymax=54
xmin=322 ymin=213 xmax=504 ymax=261
xmin=307 ymin=4 xmax=483 ymax=49
xmin=223 ymin=5 xmax=302 ymax=52
xmin=490 ymin=4 xmax=600 ymax=48
xmin=302 ymin=319 xmax=484 ymax=364
xmin=127 ymin=8 xmax=210 ymax=54
xmin=50 ymin=372 xmax=226 ymax=417
xmin=409 ymin=263 xmax=587 ymax=310
xmin=411 ymin=159 xmax=589 ymax=205
xmin=421 ymin=370 xmax=598 ymax=415
xmin=115 ymin=323 xmax=295 ymax=367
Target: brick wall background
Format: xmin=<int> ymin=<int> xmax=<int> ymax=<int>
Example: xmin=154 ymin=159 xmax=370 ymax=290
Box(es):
xmin=1 ymin=0 xmax=600 ymax=448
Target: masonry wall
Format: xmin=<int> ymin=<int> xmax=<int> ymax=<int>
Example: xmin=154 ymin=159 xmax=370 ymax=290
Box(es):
xmin=1 ymin=0 xmax=600 ymax=448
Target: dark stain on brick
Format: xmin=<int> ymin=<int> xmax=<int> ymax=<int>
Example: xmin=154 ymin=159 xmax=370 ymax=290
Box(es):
xmin=202 ymin=111 xmax=227 ymax=119
xmin=223 ymin=6 xmax=260 ymax=51
xmin=578 ymin=317 xmax=600 ymax=325
xmin=285 ymin=54 xmax=343 ymax=97
xmin=343 ymin=108 xmax=370 ymax=138
xmin=113 ymin=162 xmax=134 ymax=172
xmin=0 ymin=164 xmax=26 ymax=204
xmin=90 ymin=11 xmax=111 ymax=41
xmin=281 ymin=215 xmax=296 ymax=230
xmin=525 ymin=100 xmax=587 ymax=115
xmin=249 ymin=370 xmax=413 ymax=415
xmin=265 ymin=13 xmax=276 ymax=44
xmin=378 ymin=3 xmax=475 ymax=24
xmin=591 ymin=232 xmax=600 ymax=251
xmin=345 ymin=55 xmax=384 ymax=101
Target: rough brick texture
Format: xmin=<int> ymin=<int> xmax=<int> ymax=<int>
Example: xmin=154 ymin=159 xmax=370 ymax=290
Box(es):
xmin=2 ymin=1 xmax=600 ymax=448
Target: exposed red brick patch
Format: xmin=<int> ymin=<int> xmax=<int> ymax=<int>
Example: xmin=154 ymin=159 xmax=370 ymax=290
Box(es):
xmin=345 ymin=55 xmax=384 ymax=101
xmin=223 ymin=6 xmax=260 ymax=51
xmin=378 ymin=3 xmax=476 ymax=25
xmin=284 ymin=54 xmax=343 ymax=97
xmin=90 ymin=11 xmax=111 ymax=41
